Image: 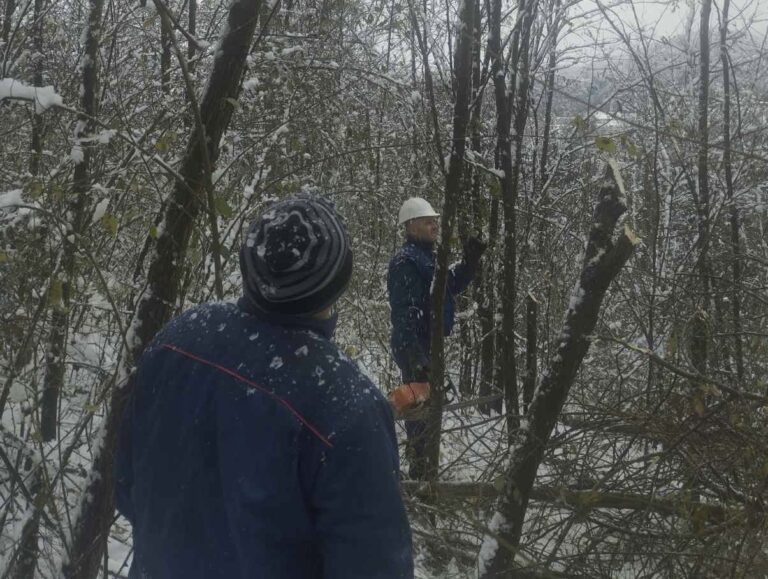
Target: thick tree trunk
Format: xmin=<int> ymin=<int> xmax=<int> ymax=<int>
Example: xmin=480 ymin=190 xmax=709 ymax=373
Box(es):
xmin=500 ymin=0 xmax=537 ymax=438
xmin=720 ymin=0 xmax=743 ymax=383
xmin=478 ymin=198 xmax=501 ymax=414
xmin=486 ymin=0 xmax=512 ymax=421
xmin=28 ymin=0 xmax=43 ymax=175
xmin=188 ymin=0 xmax=197 ymax=62
xmin=488 ymin=0 xmax=537 ymax=434
xmin=423 ymin=0 xmax=475 ymax=482
xmin=61 ymin=2 xmax=262 ymax=577
xmin=696 ymin=0 xmax=712 ymax=316
xmin=406 ymin=0 xmax=445 ymax=172
xmin=6 ymin=461 xmax=42 ymax=579
xmin=478 ymin=164 xmax=638 ymax=577
xmin=40 ymin=306 xmax=67 ymax=442
xmin=538 ymin=10 xmax=557 ymax=192
xmin=160 ymin=13 xmax=171 ymax=94
xmin=1 ymin=0 xmax=15 ymax=45
xmin=40 ymin=0 xmax=101 ymax=443
xmin=458 ymin=0 xmax=486 ymax=399
xmin=523 ymin=292 xmax=538 ymax=411
xmin=12 ymin=0 xmax=102 ymax=561
xmin=468 ymin=0 xmax=499 ymax=413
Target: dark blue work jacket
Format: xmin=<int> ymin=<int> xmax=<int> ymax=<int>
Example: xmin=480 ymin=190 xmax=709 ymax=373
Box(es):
xmin=387 ymin=240 xmax=474 ymax=378
xmin=115 ymin=300 xmax=413 ymax=579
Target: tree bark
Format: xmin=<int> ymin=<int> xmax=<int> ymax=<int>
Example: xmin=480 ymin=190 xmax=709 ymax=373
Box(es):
xmin=720 ymin=0 xmax=743 ymax=383
xmin=424 ymin=0 xmax=475 ymax=482
xmin=696 ymin=0 xmax=712 ymax=316
xmin=40 ymin=0 xmax=102 ymax=443
xmin=478 ymin=163 xmax=638 ymax=577
xmin=523 ymin=292 xmax=538 ymax=411
xmin=28 ymin=0 xmax=43 ymax=175
xmin=485 ymin=0 xmax=511 ymax=421
xmin=188 ymin=0 xmax=197 ymax=62
xmin=61 ymin=2 xmax=262 ymax=577
xmin=160 ymin=12 xmax=171 ymax=94
xmin=500 ymin=0 xmax=537 ymax=438
xmin=538 ymin=4 xmax=558 ymax=193
xmin=6 ymin=462 xmax=42 ymax=579
xmin=2 ymin=0 xmax=15 ymax=48
xmin=12 ymin=1 xmax=103 ymax=570
xmin=478 ymin=197 xmax=501 ymax=414
xmin=488 ymin=0 xmax=537 ymax=435
xmin=458 ymin=0 xmax=486 ymax=399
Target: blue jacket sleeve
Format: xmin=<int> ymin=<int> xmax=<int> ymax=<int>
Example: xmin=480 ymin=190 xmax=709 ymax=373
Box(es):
xmin=311 ymin=399 xmax=413 ymax=578
xmin=388 ymin=259 xmax=430 ymax=374
xmin=447 ymin=260 xmax=475 ymax=296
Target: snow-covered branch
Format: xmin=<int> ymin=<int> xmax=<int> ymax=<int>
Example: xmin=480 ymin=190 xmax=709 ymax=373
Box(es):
xmin=0 ymin=78 xmax=63 ymax=112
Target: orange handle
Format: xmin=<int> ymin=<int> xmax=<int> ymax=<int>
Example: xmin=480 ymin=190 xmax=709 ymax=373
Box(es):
xmin=389 ymin=382 xmax=430 ymax=415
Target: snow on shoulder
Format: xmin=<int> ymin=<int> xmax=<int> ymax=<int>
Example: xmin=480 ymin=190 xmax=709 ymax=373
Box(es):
xmin=0 ymin=78 xmax=63 ymax=113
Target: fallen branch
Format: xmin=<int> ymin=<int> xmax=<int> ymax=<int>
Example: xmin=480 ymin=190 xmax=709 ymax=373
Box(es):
xmin=396 ymin=393 xmax=504 ymax=421
xmin=479 ymin=161 xmax=639 ymax=577
xmin=402 ymin=481 xmax=742 ymax=525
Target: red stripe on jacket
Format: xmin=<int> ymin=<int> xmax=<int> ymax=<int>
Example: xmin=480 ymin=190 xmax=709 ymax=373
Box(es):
xmin=160 ymin=344 xmax=334 ymax=448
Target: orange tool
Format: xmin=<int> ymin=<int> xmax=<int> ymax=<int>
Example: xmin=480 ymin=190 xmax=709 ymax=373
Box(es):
xmin=388 ymin=382 xmax=430 ymax=416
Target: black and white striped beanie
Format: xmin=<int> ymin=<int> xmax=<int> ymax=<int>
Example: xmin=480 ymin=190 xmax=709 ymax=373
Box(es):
xmin=239 ymin=195 xmax=353 ymax=316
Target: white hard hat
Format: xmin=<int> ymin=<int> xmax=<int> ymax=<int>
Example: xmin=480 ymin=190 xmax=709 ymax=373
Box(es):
xmin=397 ymin=197 xmax=440 ymax=225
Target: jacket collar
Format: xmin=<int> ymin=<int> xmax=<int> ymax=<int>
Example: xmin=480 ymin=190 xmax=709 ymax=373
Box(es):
xmin=237 ymin=296 xmax=337 ymax=340
xmin=404 ymin=237 xmax=435 ymax=254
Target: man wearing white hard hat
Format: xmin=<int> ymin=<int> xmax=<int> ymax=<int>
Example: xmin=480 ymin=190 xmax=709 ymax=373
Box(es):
xmin=387 ymin=197 xmax=486 ymax=479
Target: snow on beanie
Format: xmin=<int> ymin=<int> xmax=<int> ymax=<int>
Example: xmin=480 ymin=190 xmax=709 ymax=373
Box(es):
xmin=239 ymin=195 xmax=353 ymax=316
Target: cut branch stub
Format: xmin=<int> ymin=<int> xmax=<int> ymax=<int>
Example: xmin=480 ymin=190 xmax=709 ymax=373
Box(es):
xmin=478 ymin=163 xmax=639 ymax=577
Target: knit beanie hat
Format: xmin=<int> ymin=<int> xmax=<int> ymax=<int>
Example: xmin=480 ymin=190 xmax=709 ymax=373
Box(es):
xmin=239 ymin=195 xmax=353 ymax=316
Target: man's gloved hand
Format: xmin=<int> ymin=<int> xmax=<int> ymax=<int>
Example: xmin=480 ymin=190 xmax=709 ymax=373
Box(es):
xmin=463 ymin=235 xmax=487 ymax=269
xmin=406 ymin=350 xmax=431 ymax=383
xmin=414 ymin=363 xmax=430 ymax=383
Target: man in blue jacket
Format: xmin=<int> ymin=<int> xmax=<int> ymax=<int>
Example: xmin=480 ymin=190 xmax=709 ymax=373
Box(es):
xmin=387 ymin=197 xmax=486 ymax=480
xmin=116 ymin=196 xmax=413 ymax=578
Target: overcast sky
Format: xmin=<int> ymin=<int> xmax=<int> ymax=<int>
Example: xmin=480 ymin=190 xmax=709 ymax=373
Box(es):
xmin=584 ymin=0 xmax=768 ymax=38
xmin=555 ymin=0 xmax=768 ymax=76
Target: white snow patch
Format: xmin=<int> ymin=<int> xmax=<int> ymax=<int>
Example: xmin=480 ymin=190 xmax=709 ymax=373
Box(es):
xmin=0 ymin=78 xmax=63 ymax=112
xmin=477 ymin=510 xmax=505 ymax=576
xmin=0 ymin=189 xmax=24 ymax=208
xmin=280 ymin=46 xmax=304 ymax=57
xmin=270 ymin=356 xmax=284 ymax=369
xmin=95 ymin=129 xmax=116 ymax=144
xmin=8 ymin=378 xmax=29 ymax=402
xmin=607 ymin=157 xmax=626 ymax=198
xmin=587 ymin=247 xmax=605 ymax=266
xmin=70 ymin=145 xmax=84 ymax=164
xmin=91 ymin=198 xmax=110 ymax=223
xmin=294 ymin=345 xmax=308 ymax=356
xmin=566 ymin=285 xmax=585 ymax=314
